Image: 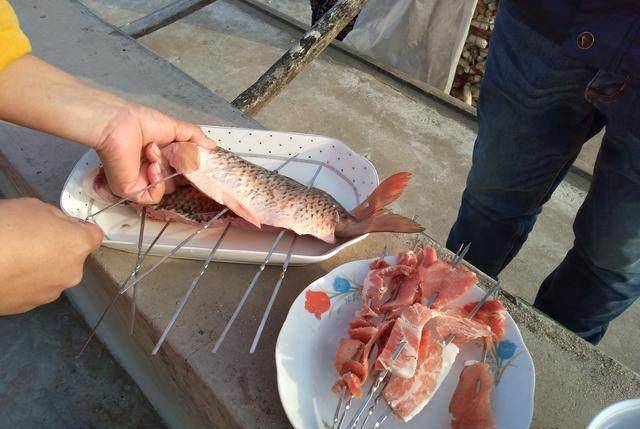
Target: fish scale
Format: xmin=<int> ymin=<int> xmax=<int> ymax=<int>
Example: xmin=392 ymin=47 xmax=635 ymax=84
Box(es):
xmin=88 ymin=143 xmax=423 ymax=243
xmin=174 ymin=145 xmax=355 ymax=242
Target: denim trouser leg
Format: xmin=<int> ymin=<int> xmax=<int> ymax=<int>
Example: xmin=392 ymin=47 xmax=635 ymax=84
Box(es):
xmin=535 ymin=72 xmax=640 ymax=344
xmin=448 ymin=1 xmax=640 ymax=345
xmin=447 ymin=1 xmax=604 ymax=277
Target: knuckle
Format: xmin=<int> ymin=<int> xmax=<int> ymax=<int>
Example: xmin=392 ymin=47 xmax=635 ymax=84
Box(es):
xmin=43 ymin=291 xmax=63 ymax=305
xmin=66 ymin=269 xmax=84 ymax=288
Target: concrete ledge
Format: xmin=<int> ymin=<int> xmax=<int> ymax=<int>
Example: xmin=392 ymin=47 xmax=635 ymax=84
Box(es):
xmin=2 ymin=1 xmax=639 ymax=429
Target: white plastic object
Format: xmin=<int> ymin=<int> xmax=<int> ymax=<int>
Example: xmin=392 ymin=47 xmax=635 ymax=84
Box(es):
xmin=276 ymin=257 xmax=536 ymax=429
xmin=60 ymin=126 xmax=380 ymax=266
xmin=587 ymin=399 xmax=640 ymax=429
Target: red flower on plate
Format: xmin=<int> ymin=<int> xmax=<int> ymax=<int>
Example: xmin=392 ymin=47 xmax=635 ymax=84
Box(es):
xmin=305 ymin=290 xmax=330 ymax=320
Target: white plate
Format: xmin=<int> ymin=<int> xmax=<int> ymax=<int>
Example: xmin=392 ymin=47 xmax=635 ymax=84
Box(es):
xmin=276 ymin=257 xmax=536 ymax=429
xmin=59 ymin=126 xmax=380 ymax=266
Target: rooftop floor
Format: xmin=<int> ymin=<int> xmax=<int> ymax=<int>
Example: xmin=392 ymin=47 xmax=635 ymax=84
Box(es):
xmin=82 ymin=0 xmax=640 ymax=375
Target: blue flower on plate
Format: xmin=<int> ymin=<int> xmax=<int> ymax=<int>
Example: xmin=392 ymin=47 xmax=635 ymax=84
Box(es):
xmin=496 ymin=340 xmax=517 ymax=360
xmin=333 ymin=277 xmax=351 ymax=293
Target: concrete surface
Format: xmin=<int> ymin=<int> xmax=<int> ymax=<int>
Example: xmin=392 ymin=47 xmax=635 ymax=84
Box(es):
xmin=0 ymin=293 xmax=166 ymax=429
xmin=248 ymin=0 xmax=605 ymax=177
xmin=2 ymin=1 xmax=639 ymax=429
xmin=81 ymin=0 xmax=640 ymax=375
xmin=3 ymin=1 xmax=257 ymax=428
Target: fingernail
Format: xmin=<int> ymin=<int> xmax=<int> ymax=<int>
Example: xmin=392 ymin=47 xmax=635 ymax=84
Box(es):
xmin=151 ymin=143 xmax=161 ymax=158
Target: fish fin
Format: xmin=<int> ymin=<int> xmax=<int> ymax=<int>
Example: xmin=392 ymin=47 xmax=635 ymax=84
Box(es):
xmin=350 ymin=172 xmax=411 ymax=221
xmin=336 ymin=213 xmax=424 ymax=238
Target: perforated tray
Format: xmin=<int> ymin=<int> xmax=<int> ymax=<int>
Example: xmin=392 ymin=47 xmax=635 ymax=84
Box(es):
xmin=60 ymin=126 xmax=379 ymax=266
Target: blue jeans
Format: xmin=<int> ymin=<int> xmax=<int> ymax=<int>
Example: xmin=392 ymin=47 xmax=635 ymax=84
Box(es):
xmin=447 ymin=1 xmax=640 ymax=345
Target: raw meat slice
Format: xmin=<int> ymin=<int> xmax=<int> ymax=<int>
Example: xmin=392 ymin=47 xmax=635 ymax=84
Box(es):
xmin=429 ymin=309 xmax=491 ymax=345
xmin=335 ymin=320 xmax=394 ymax=398
xmin=334 ymin=339 xmax=363 ymax=373
xmin=449 ymin=361 xmax=496 ymax=429
xmin=396 ymin=250 xmax=418 ymax=267
xmin=381 ymin=247 xmax=440 ymax=312
xmin=376 ymin=304 xmax=433 ymax=378
xmin=383 ymin=326 xmax=459 ymax=422
xmin=380 ymin=273 xmax=420 ymax=312
xmin=370 ymin=258 xmax=390 ymax=270
xmin=418 ymin=247 xmax=439 ymax=268
xmin=342 ymin=373 xmax=363 ymax=399
xmin=362 ymin=265 xmax=413 ymax=311
xmin=356 ymin=303 xmax=379 ymax=319
xmin=463 ymin=300 xmax=506 ymax=344
xmin=419 ymin=261 xmax=477 ymax=309
xmin=348 ymin=326 xmax=378 ymax=343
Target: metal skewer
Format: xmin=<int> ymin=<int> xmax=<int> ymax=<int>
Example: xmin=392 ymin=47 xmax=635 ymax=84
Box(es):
xmin=332 ymin=246 xmax=389 ymax=429
xmin=345 ymin=340 xmax=407 ymax=429
xmin=76 ymin=218 xmax=172 ymax=357
xmin=476 ymin=343 xmax=489 ymax=394
xmin=358 ymin=376 xmax=392 ymax=429
xmin=359 ymin=290 xmax=440 ymax=427
xmin=212 ymin=164 xmax=323 ymax=353
xmin=249 ymin=233 xmax=297 ymax=353
xmin=131 ymin=219 xmax=172 ymax=334
xmin=77 ymin=208 xmax=229 ymax=358
xmin=117 ymin=209 xmax=230 ymax=297
xmin=451 ymin=242 xmax=471 ymax=269
xmin=444 ymin=281 xmax=500 ymax=346
xmin=367 ymin=281 xmax=500 ymax=428
xmin=152 ymin=222 xmax=232 ymax=354
xmin=80 ymin=153 xmax=301 ymax=356
xmin=129 ymin=207 xmax=147 ymax=334
xmin=85 ymin=172 xmax=181 ymax=220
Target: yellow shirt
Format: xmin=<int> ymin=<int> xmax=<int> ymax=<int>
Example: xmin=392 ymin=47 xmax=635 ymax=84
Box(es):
xmin=0 ymin=0 xmax=31 ymax=70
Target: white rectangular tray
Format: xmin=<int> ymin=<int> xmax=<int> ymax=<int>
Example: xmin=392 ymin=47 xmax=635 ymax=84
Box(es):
xmin=60 ymin=126 xmax=380 ymax=266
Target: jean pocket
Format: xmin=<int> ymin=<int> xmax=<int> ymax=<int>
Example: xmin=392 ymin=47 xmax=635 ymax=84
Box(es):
xmin=585 ymin=70 xmax=630 ymax=102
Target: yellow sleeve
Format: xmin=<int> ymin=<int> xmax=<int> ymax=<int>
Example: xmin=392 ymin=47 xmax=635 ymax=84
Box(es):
xmin=0 ymin=0 xmax=31 ymax=70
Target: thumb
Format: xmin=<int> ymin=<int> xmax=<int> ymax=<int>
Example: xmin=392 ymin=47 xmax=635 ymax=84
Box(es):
xmin=75 ymin=219 xmax=104 ymax=251
xmin=175 ymin=120 xmax=216 ymax=149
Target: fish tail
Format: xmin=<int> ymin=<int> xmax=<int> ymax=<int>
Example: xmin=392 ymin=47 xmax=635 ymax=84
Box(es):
xmin=350 ymin=172 xmax=412 ymax=221
xmin=337 ymin=213 xmax=424 ymax=237
xmin=336 ymin=173 xmax=423 ymax=237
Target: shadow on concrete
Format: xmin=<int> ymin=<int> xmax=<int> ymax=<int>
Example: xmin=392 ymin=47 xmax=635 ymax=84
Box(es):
xmin=0 ymin=294 xmax=167 ymax=429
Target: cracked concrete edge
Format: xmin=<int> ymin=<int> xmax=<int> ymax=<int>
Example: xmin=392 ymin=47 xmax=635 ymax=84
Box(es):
xmin=0 ymin=150 xmax=221 ymax=429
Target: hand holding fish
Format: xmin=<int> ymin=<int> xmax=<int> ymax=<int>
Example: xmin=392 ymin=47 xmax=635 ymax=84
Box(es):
xmin=0 ymin=198 xmax=103 ymax=315
xmin=0 ymin=54 xmax=215 ymax=204
xmin=93 ymin=102 xmax=215 ymax=204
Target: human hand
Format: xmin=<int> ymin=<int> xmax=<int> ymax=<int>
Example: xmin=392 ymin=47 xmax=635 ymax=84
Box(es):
xmin=94 ymin=103 xmax=215 ymax=204
xmin=0 ymin=198 xmax=103 ymax=315
xmin=0 ymin=55 xmax=216 ymax=205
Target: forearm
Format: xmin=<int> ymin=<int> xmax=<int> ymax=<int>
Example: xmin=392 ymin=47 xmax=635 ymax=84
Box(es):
xmin=0 ymin=54 xmax=130 ymax=148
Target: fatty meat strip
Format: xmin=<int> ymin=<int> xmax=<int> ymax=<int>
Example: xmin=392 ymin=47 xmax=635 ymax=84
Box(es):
xmin=381 ymin=247 xmax=439 ymax=312
xmin=380 ymin=308 xmax=491 ymax=422
xmin=429 ymin=308 xmax=492 ymax=346
xmin=419 ymin=260 xmax=478 ymax=309
xmin=332 ymin=246 xmax=486 ymax=408
xmin=362 ymin=265 xmax=413 ymax=312
xmin=383 ymin=325 xmax=460 ymax=422
xmin=375 ymin=303 xmax=433 ymax=378
xmin=463 ymin=299 xmax=506 ymax=345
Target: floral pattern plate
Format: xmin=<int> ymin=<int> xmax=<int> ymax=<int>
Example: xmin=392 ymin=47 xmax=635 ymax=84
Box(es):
xmin=275 ymin=257 xmax=535 ymax=429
